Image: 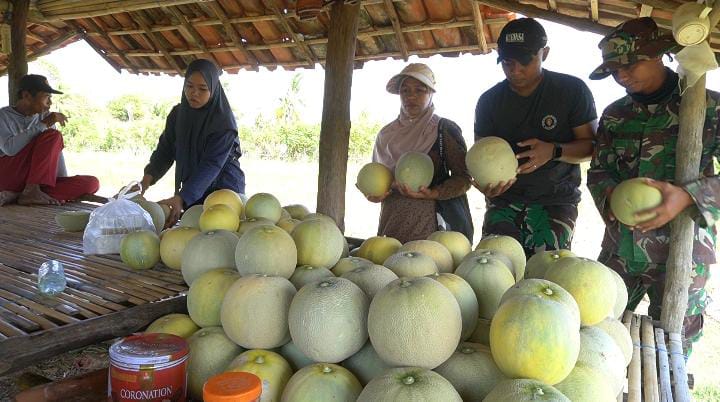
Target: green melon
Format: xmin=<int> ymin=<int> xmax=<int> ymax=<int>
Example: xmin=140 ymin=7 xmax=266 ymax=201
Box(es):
xmin=594 ymin=317 xmax=633 ymax=366
xmin=476 ymin=235 xmax=526 ymax=281
xmin=608 ymin=268 xmax=629 ymax=319
xmin=525 ymin=249 xmax=575 ymax=279
xmin=235 ymin=225 xmax=297 ymax=278
xmin=179 ymin=204 xmax=204 ymax=228
xmin=357 ymin=367 xmax=462 ymax=402
xmin=368 ymin=277 xmax=461 ymax=369
xmin=291 ymin=218 xmax=345 ymax=268
xmin=555 ymin=365 xmax=616 ymax=402
xmin=237 ymin=217 xmax=275 ymax=236
xmin=331 ymin=256 xmax=374 ymax=276
xmin=383 ymin=251 xmax=438 ymax=278
xmin=455 ymin=255 xmax=515 ymax=319
xmin=576 ymin=326 xmax=626 ymax=395
xmin=120 ymin=230 xmax=160 ymax=270
xmin=289 ymin=265 xmax=334 ymax=289
xmin=483 ymin=379 xmax=570 ymax=402
xmin=134 ymin=199 xmax=165 ymax=234
xmin=357 ymin=162 xmax=393 ymax=197
xmin=181 ymin=229 xmax=239 ymax=285
xmin=55 ymin=210 xmax=90 ymax=232
xmin=341 ymin=264 xmax=399 ymax=299
xmin=288 ymin=277 xmax=369 ymax=363
xmin=355 ymin=236 xmax=402 ymax=264
xmin=399 ymin=240 xmax=454 ymax=273
xmin=427 ymin=273 xmax=479 ymax=341
xmin=499 ymin=279 xmax=581 ymax=330
xmin=465 ymin=136 xmax=518 ymax=190
xmin=463 ymin=248 xmax=514 ymax=276
xmin=226 ymin=349 xmax=292 ymax=402
xmin=395 ymin=151 xmax=434 ymax=192
xmin=281 ymin=363 xmax=362 ymax=402
xmin=427 ymin=231 xmax=472 ymax=269
xmin=186 ymin=327 xmax=243 ymax=401
xmin=245 ymin=192 xmax=283 ymax=223
xmin=280 ymin=208 xmax=291 ymax=221
xmin=610 ymin=177 xmax=663 ymax=226
xmin=341 ymin=341 xmax=392 ymax=385
xmin=544 ymin=257 xmax=617 ymax=326
xmin=220 ymin=275 xmax=296 ymax=349
xmin=187 ymin=268 xmax=240 ymax=327
xmin=283 ymin=204 xmax=310 ymax=220
xmin=468 ymin=318 xmax=491 ymax=346
xmin=279 ymin=340 xmax=315 ymax=371
xmin=490 ymin=295 xmax=580 ymax=385
xmin=301 ymin=212 xmax=336 ymax=223
xmin=145 ymin=313 xmax=199 ymax=338
xmin=434 ymin=342 xmax=506 ymax=401
xmin=276 ymin=218 xmax=301 ymax=234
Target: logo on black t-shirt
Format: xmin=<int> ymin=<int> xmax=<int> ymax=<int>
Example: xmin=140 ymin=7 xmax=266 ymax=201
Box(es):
xmin=541 ymin=114 xmax=557 ymax=130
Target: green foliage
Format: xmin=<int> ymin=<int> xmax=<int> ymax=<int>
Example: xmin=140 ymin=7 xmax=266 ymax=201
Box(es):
xmin=107 ymin=94 xmax=148 ymax=121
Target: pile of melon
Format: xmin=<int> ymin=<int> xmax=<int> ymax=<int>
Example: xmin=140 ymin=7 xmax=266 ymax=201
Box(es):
xmin=137 ymin=188 xmax=632 ymax=402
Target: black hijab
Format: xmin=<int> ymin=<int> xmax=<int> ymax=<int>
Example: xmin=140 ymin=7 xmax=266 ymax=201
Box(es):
xmin=174 ymin=59 xmax=238 ymax=189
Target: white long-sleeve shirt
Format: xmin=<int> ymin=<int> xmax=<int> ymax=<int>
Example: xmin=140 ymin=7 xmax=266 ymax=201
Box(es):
xmin=0 ymin=106 xmax=66 ymax=176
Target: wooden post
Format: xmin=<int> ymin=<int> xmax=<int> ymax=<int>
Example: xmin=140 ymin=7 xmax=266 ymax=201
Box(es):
xmin=8 ymin=0 xmax=29 ymax=105
xmin=316 ymin=1 xmax=360 ymax=231
xmin=660 ymin=75 xmax=705 ymax=341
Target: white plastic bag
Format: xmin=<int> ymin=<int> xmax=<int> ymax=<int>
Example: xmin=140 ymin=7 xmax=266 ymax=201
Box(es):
xmin=83 ymin=182 xmax=156 ymax=255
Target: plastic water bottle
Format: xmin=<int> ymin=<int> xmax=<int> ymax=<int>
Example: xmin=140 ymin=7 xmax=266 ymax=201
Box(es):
xmin=38 ymin=260 xmax=67 ymax=296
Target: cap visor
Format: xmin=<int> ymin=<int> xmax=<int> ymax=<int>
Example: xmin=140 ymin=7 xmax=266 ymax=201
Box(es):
xmin=497 ymin=47 xmax=535 ymax=65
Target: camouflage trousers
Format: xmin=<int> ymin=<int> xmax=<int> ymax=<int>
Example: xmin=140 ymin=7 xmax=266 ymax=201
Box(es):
xmin=482 ymin=202 xmax=578 ymax=258
xmin=598 ymin=250 xmax=710 ymax=352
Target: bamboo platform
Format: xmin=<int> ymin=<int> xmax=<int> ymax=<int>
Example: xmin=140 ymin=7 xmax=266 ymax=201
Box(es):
xmin=0 ymin=202 xmax=187 ymax=376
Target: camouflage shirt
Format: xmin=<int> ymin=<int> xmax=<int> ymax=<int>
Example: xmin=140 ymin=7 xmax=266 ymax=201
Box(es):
xmin=587 ymin=85 xmax=720 ymax=264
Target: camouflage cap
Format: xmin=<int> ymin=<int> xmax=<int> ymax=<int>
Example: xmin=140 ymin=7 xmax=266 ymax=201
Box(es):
xmin=589 ymin=17 xmax=680 ymax=80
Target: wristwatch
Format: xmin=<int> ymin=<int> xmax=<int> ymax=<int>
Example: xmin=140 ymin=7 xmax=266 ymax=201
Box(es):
xmin=552 ymin=143 xmax=563 ymax=161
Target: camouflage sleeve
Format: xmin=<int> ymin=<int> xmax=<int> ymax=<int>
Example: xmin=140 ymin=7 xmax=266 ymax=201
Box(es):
xmin=586 ymin=114 xmax=619 ymax=221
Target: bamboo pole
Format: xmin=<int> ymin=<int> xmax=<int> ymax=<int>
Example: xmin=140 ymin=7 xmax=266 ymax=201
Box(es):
xmin=641 ymin=317 xmax=659 ymax=402
xmin=472 ymin=0 xmax=490 ymax=53
xmin=37 ymin=0 xmax=205 ymax=20
xmin=316 ymin=1 xmax=360 ymax=231
xmin=628 ymin=314 xmax=642 ymax=402
xmin=655 ymin=328 xmax=672 ymax=402
xmin=668 ymin=332 xmax=691 ymax=402
xmin=478 ymin=0 xmax=613 ymax=35
xmin=383 ymin=0 xmax=409 ymax=60
xmin=8 ymin=0 xmax=29 ymax=105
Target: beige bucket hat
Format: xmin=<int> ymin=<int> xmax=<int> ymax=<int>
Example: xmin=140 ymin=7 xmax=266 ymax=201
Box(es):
xmin=386 ymin=63 xmax=436 ymax=94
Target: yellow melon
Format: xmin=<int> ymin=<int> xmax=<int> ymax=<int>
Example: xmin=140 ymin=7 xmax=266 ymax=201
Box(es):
xmin=236 ymin=217 xmax=274 ymax=236
xmin=608 ymin=268 xmax=629 ymax=319
xmin=341 ymin=264 xmax=398 ymax=299
xmin=331 ymin=256 xmax=374 ymax=276
xmin=280 ymin=208 xmax=291 ymax=221
xmin=555 ymin=365 xmax=616 ymax=402
xmin=395 ymin=151 xmax=434 ymax=192
xmin=434 ymin=342 xmax=506 ymax=401
xmin=276 ymin=218 xmax=301 ymax=234
xmin=281 ymin=363 xmax=362 ymax=402
xmin=186 ymin=327 xmax=243 ymax=401
xmin=160 ymin=226 xmax=200 ymax=270
xmin=288 ymin=278 xmax=369 ymax=363
xmin=594 ymin=317 xmax=633 ymax=367
xmin=279 ymin=340 xmax=315 ymax=371
xmin=187 ymin=268 xmax=240 ymax=327
xmin=235 ymin=225 xmax=297 ymax=278
xmin=455 ymin=255 xmax=515 ymax=319
xmin=340 ymin=341 xmax=392 ymax=385
xmin=490 ymin=295 xmax=580 ymax=385
xmin=357 ymin=367 xmax=462 ymax=402
xmin=226 ymin=349 xmax=292 ymax=402
xmin=427 ymin=231 xmax=472 ymax=268
xmin=204 ymin=189 xmax=244 ymax=216
xmin=355 ymin=236 xmax=402 ymax=264
xmin=145 ymin=313 xmax=199 ymax=338
xmin=291 ymin=218 xmax=345 ymax=268
xmin=179 ymin=204 xmax=204 ymax=228
xmin=120 ymin=230 xmax=160 ymax=270
xmin=465 ymin=136 xmax=518 ymax=190
xmin=476 ymin=235 xmax=526 ymax=281
xmin=245 ymin=192 xmax=282 ymax=223
xmin=483 ymin=379 xmax=570 ymax=402
xmin=284 ymin=204 xmax=310 ymax=220
xmin=301 ymin=212 xmax=335 ymax=224
xmin=289 ymin=265 xmax=334 ymax=289
xmin=499 ymin=279 xmax=581 ymax=330
xmin=525 ymin=249 xmax=575 ymax=279
xmin=220 ymin=275 xmax=296 ymax=349
xmin=199 ymin=204 xmax=240 ymax=232
xmin=427 ymin=273 xmax=479 ymax=341
xmin=610 ymin=177 xmax=663 ymax=226
xmin=383 ymin=251 xmax=438 ymax=278
xmin=368 ymin=277 xmax=461 ymax=369
xmin=399 ymin=239 xmax=454 ymax=273
xmin=576 ymin=326 xmax=626 ymax=395
xmin=181 ymin=230 xmax=239 ymax=285
xmin=356 ymin=162 xmax=393 ymax=197
xmin=544 ymin=257 xmax=617 ymax=326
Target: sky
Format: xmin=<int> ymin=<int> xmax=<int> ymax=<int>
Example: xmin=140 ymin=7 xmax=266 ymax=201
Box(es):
xmin=3 ymin=17 xmax=720 ymax=138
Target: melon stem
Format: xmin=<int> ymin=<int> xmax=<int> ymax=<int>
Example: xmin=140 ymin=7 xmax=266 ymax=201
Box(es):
xmin=402 ymin=376 xmax=415 ymax=385
xmin=543 ymin=288 xmax=554 ymax=296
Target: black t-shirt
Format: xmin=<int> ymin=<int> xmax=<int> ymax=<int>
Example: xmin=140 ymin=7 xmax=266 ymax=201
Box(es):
xmin=474 ymin=69 xmax=596 ymax=205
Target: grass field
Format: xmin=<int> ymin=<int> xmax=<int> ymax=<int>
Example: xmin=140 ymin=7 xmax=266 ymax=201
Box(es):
xmin=67 ymin=150 xmax=719 ymax=398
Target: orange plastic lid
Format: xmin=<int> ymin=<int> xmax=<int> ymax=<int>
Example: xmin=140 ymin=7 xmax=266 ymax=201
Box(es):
xmin=203 ymin=372 xmax=262 ymax=402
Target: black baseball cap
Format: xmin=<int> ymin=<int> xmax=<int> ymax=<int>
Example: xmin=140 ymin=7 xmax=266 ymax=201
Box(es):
xmin=497 ymin=18 xmax=548 ymax=65
xmin=18 ymin=74 xmax=63 ymax=95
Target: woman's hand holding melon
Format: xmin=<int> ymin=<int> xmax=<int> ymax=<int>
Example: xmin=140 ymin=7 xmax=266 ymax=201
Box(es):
xmin=396 ymin=182 xmax=438 ymax=200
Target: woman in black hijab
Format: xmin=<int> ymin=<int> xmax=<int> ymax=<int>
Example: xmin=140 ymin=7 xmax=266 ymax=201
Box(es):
xmin=138 ymin=59 xmax=245 ymax=226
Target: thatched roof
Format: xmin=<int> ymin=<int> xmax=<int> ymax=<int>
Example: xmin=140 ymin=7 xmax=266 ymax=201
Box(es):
xmin=0 ymin=0 xmax=713 ymax=76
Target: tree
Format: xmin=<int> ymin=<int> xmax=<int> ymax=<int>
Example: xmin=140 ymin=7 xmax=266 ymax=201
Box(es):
xmin=275 ymin=73 xmax=304 ymax=125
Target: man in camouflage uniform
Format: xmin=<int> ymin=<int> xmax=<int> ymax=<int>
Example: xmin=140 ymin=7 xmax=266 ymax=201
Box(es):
xmin=588 ymin=17 xmax=719 ymax=352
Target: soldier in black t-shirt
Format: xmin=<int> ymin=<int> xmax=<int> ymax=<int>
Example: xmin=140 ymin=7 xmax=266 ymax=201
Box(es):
xmin=473 ymin=18 xmax=597 ymax=258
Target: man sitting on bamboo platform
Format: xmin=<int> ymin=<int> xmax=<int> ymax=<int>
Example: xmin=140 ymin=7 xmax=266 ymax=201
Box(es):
xmin=0 ymin=74 xmax=99 ymax=206
xmin=587 ymin=17 xmax=719 ymax=354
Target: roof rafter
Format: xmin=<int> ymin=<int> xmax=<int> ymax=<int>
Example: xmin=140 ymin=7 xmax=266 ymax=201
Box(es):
xmin=261 ymin=0 xmax=316 ymax=68
xmin=164 ymin=5 xmax=215 ymax=61
xmin=590 ymin=0 xmax=599 ymax=21
xmin=471 ymin=0 xmax=490 ymax=53
xmin=72 ymin=18 xmax=138 ymax=73
xmin=206 ymin=1 xmax=259 ymax=70
xmin=131 ymin=11 xmax=184 ymax=75
xmin=383 ymin=0 xmax=410 ymax=60
xmin=480 ymin=0 xmax=613 ymax=35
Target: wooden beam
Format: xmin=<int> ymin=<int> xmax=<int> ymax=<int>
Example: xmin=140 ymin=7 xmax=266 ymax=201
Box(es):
xmin=317 ymin=1 xmax=360 ymax=231
xmin=77 ymin=18 xmax=137 ymax=73
xmin=471 ymin=0 xmax=489 ymax=53
xmin=132 ymin=11 xmax=184 ymax=75
xmin=206 ymin=1 xmax=259 ymax=69
xmin=383 ymin=0 xmax=409 ymax=60
xmin=590 ymin=0 xmax=599 ymax=21
xmin=479 ymin=0 xmax=613 ymax=35
xmin=548 ymin=0 xmax=557 ymax=11
xmin=8 ymin=0 xmax=29 ymax=105
xmin=626 ymin=0 xmax=681 ymax=11
xmin=36 ymin=0 xmax=208 ymax=21
xmin=639 ymin=4 xmax=653 ymax=17
xmin=165 ymin=5 xmax=214 ymax=61
xmin=262 ymin=0 xmax=316 ymax=67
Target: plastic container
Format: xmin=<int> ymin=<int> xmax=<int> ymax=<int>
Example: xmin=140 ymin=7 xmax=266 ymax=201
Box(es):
xmin=38 ymin=260 xmax=66 ymax=296
xmin=203 ymin=372 xmax=262 ymax=402
xmin=108 ymin=333 xmax=189 ymax=402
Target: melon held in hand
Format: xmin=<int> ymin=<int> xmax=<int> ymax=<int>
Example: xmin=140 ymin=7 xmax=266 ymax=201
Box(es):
xmin=466 ymin=136 xmax=518 ymax=189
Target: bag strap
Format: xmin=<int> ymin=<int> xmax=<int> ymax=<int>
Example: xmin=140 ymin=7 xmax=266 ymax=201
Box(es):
xmin=438 ymin=119 xmax=449 ymax=178
xmin=114 ymin=181 xmax=142 ymax=201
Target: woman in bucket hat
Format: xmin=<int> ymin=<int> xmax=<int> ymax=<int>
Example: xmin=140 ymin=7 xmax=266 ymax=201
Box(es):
xmin=366 ymin=63 xmax=474 ymax=243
